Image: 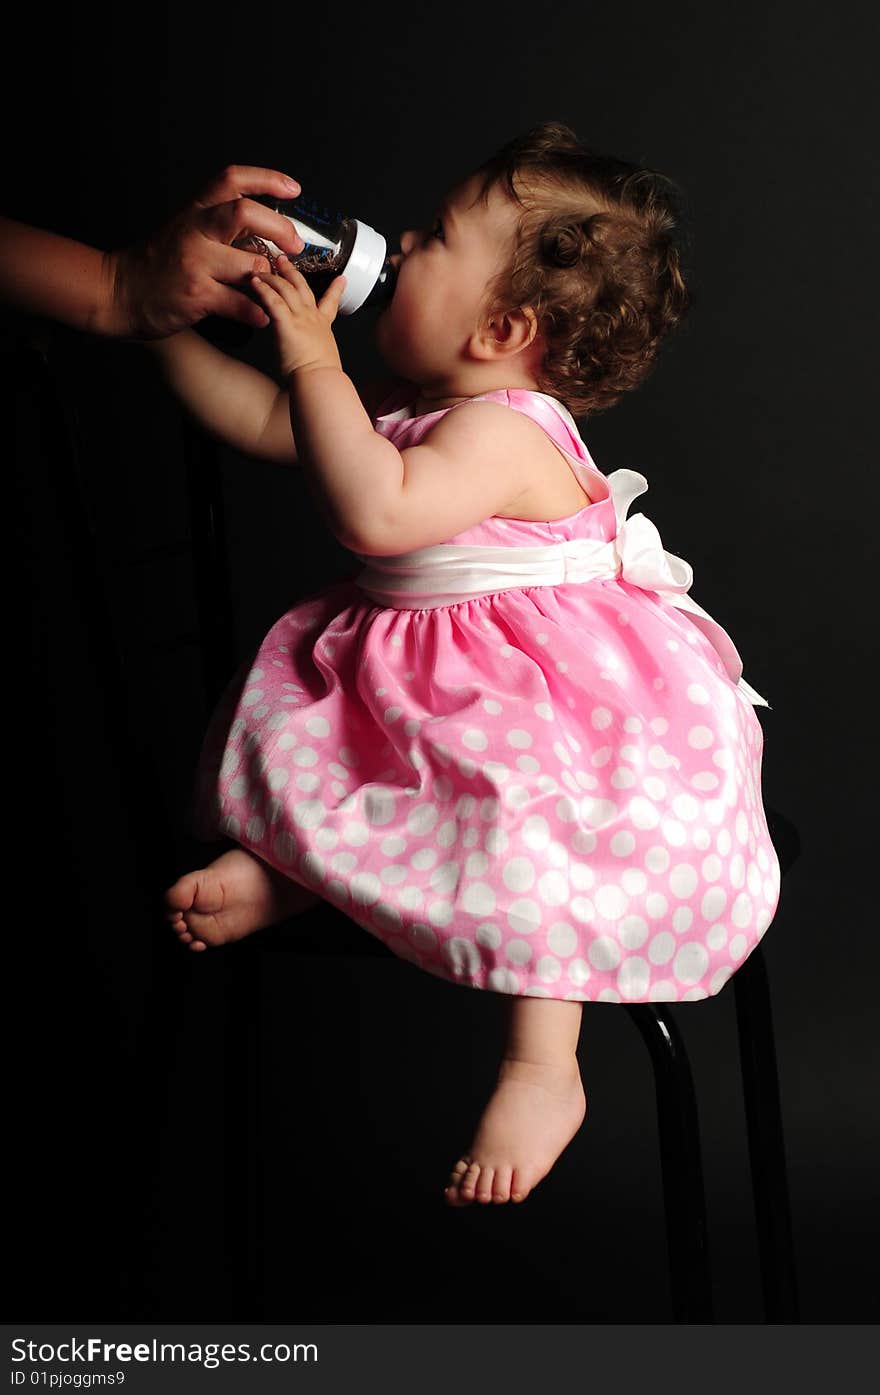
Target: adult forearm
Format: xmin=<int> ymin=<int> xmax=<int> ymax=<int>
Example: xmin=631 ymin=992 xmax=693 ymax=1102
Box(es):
xmin=0 ymin=218 xmax=126 ymax=336
xmin=288 ymin=365 xmax=403 ymax=549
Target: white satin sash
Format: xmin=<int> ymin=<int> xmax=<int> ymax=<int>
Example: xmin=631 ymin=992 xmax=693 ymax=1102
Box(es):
xmin=353 ymin=469 xmax=769 ymax=707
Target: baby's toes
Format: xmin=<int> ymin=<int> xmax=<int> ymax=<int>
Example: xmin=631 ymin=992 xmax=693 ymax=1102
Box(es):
xmin=510 ymin=1170 xmax=532 ymax=1204
xmin=457 ymin=1161 xmax=482 ymax=1203
xmin=474 ymin=1167 xmax=496 ymax=1204
xmin=491 ymin=1166 xmax=514 ymax=1203
xmin=444 ymin=1157 xmax=473 ymax=1207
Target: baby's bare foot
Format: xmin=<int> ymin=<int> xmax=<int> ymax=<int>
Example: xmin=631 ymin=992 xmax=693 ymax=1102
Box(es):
xmin=444 ymin=1056 xmax=586 ymax=1207
xmin=164 ymin=847 xmax=319 ymax=951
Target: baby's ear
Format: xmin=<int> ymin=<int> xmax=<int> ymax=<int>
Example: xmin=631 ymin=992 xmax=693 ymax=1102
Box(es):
xmin=471 ymin=305 xmax=539 ymax=360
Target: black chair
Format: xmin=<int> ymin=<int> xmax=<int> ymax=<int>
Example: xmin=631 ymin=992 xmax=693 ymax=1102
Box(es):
xmin=25 ymin=332 xmax=800 ymax=1324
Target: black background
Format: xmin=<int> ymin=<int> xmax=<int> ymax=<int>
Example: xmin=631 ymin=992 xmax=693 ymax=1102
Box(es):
xmin=3 ymin=0 xmax=877 ymax=1323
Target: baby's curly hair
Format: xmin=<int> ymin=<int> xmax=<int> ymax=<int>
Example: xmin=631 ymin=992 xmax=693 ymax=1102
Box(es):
xmin=472 ymin=120 xmax=692 ymax=417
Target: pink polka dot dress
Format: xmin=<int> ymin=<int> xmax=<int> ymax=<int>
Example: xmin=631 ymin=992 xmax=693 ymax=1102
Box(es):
xmin=191 ymin=383 xmax=781 ymax=1004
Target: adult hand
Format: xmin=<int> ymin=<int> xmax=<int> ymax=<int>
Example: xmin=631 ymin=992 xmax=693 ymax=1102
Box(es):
xmin=108 ymin=165 xmax=309 ymax=339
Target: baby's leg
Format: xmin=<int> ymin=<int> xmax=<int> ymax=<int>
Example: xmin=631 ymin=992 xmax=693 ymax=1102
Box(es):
xmin=444 ymin=997 xmax=586 ymax=1207
xmin=164 ymin=845 xmax=320 ymax=951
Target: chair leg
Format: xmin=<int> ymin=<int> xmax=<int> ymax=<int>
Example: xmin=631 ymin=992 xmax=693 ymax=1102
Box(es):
xmin=733 ymin=945 xmax=800 ymax=1321
xmin=626 ymin=1005 xmax=714 ymax=1323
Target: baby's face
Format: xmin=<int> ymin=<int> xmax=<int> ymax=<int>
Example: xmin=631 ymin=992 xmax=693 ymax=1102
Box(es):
xmin=373 ymin=171 xmax=521 ymax=385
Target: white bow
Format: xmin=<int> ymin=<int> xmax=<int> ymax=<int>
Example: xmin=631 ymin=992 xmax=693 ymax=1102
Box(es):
xmin=606 ymin=470 xmax=769 ymax=707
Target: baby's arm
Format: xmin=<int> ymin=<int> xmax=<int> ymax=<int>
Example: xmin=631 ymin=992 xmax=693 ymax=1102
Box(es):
xmin=149 ymin=330 xmax=297 ymax=463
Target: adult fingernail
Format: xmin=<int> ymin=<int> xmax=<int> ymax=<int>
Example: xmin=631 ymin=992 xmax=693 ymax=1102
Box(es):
xmin=283 ymin=178 xmax=300 ymax=193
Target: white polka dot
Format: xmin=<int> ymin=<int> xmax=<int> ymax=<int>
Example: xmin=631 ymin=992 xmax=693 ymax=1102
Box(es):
xmin=381 ymin=834 xmax=406 ymax=857
xmin=610 ymin=766 xmax=637 ymax=789
xmin=621 ymin=868 xmax=647 ymax=895
xmin=662 ymin=818 xmax=688 ymax=846
xmin=485 ymin=828 xmax=508 ymax=855
xmin=649 ymin=980 xmax=678 ymax=1001
xmin=364 ymin=790 xmax=396 ymax=825
xmin=611 ymin=831 xmax=636 ymax=857
xmin=331 ymin=851 xmax=357 ymax=875
xmin=547 ymin=922 xmax=578 ymax=956
xmin=411 ymin=847 xmax=437 ymax=870
xmin=483 ymin=761 xmax=510 ymax=784
xmin=672 ymin=906 xmax=693 ymax=934
xmin=293 ymin=800 xmax=324 ymax=828
xmin=342 ymin=820 xmax=369 ymax=845
xmin=506 ymin=939 xmax=534 ymax=966
xmin=475 ymin=922 xmax=502 ymax=950
xmin=688 ymin=726 xmax=715 ymax=749
xmin=305 ymin=716 xmax=330 ymax=738
xmin=407 ymin=803 xmax=438 ymax=836
xmin=581 ymin=796 xmax=618 ymax=827
xmin=648 ymin=931 xmax=676 ymax=965
xmin=692 ymin=771 xmax=720 ymax=791
xmin=570 ymin=863 xmax=595 ymax=891
xmin=617 ymin=956 xmax=650 ymax=999
xmin=595 ymin=885 xmax=628 ymax=919
xmin=701 ymin=854 xmax=722 ymax=881
xmin=521 ymin=815 xmax=550 ymax=850
xmin=488 ymin=967 xmax=521 ymax=993
xmin=483 ymin=699 xmax=502 ymax=715
xmin=503 ymin=857 xmax=535 ymax=892
xmin=529 ymin=701 xmax=552 ymax=723
xmin=506 ymin=728 xmax=533 ymax=749
xmin=591 ymin=706 xmax=613 ymax=730
xmin=687 ymin=683 xmax=710 ymax=705
xmin=591 ymin=745 xmax=613 ymax=767
xmin=706 ymin=923 xmax=727 ymax=950
xmin=437 ymin=820 xmax=457 ymax=847
xmin=619 ymin=744 xmax=641 ymax=764
xmin=729 ymin=933 xmax=748 ymax=959
xmin=645 ymin=845 xmax=671 ymax=873
xmin=381 ymin=865 xmax=407 ymax=885
xmin=731 ymin=893 xmax=753 ymax=927
xmin=462 ymin=728 xmax=488 ymax=751
xmin=507 ymin=899 xmax=541 ymax=934
xmin=444 ymin=938 xmax=482 ymax=976
xmin=430 ymin=861 xmax=460 ymax=895
xmin=537 ymin=955 xmax=562 ymax=983
xmin=567 ymin=958 xmax=592 ymax=986
xmin=630 ymin=796 xmax=660 ymax=830
xmin=297 ymin=773 xmax=320 ymax=793
xmin=460 ymin=882 xmax=495 ymax=915
xmin=619 ymin=915 xmax=649 ymax=949
xmin=674 ymin=942 xmax=709 ymax=985
xmin=669 ymin=864 xmax=698 ymax=899
xmin=645 ymin=893 xmax=668 ymax=919
xmin=538 ymin=871 xmax=569 ymax=905
xmin=242 ymin=688 xmax=264 ymax=707
xmin=428 ymin=900 xmax=454 ymax=927
xmin=588 ymin=936 xmax=621 ymax=970
xmin=701 ymin=886 xmax=727 ymax=920
xmin=672 ymin=794 xmax=700 ymax=821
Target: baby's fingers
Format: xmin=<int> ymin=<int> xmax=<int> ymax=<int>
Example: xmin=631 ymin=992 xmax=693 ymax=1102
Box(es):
xmin=248 ymin=273 xmax=291 ymax=318
xmin=273 ymin=253 xmax=318 ymax=302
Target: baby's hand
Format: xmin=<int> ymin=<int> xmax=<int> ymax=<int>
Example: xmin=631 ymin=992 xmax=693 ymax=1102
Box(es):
xmin=249 ymin=256 xmax=346 ymax=380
